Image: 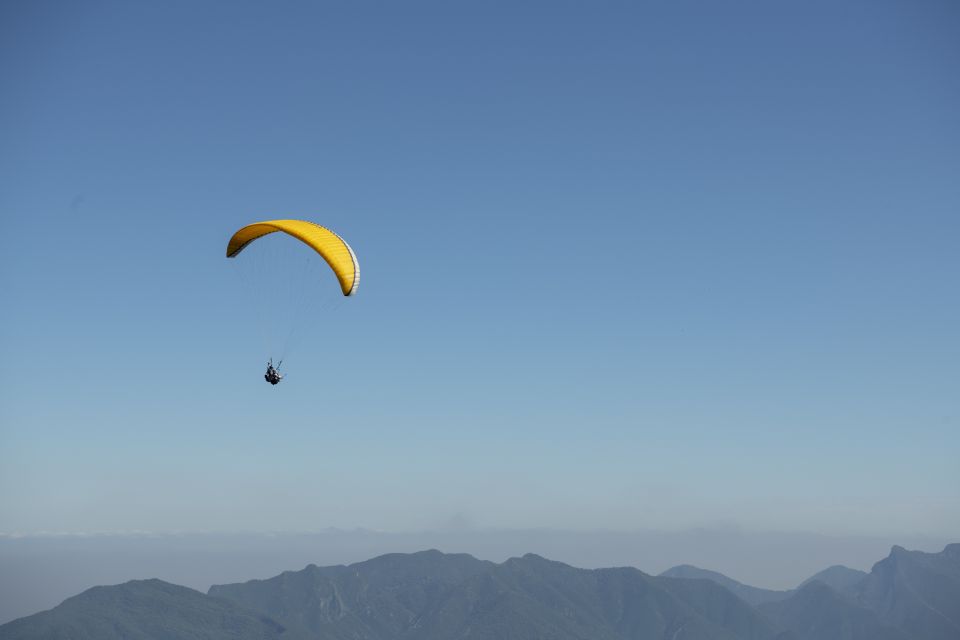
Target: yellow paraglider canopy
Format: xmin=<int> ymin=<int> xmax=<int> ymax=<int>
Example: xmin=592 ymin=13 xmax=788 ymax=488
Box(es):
xmin=226 ymin=220 xmax=359 ymax=296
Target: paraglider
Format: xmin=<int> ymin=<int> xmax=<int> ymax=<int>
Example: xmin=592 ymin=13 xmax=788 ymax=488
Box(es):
xmin=264 ymin=359 xmax=283 ymax=385
xmin=226 ymin=219 xmax=359 ymax=385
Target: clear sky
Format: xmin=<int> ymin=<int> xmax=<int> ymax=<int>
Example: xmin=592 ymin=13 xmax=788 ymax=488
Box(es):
xmin=1 ymin=0 xmax=958 ymax=538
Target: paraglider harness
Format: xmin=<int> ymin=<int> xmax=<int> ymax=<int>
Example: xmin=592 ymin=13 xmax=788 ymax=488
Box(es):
xmin=264 ymin=359 xmax=283 ymax=385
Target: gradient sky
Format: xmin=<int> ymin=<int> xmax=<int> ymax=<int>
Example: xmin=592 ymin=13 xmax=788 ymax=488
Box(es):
xmin=1 ymin=1 xmax=958 ymax=537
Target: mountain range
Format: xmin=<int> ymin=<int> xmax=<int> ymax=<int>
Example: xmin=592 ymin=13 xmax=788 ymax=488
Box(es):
xmin=1 ymin=544 xmax=957 ymax=639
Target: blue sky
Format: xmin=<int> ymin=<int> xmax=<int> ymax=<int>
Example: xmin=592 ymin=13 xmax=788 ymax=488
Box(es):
xmin=1 ymin=1 xmax=958 ymax=537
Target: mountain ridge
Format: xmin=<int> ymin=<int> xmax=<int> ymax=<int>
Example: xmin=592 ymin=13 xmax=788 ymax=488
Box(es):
xmin=0 ymin=578 xmax=297 ymax=640
xmin=658 ymin=564 xmax=791 ymax=606
xmin=2 ymin=544 xmax=957 ymax=640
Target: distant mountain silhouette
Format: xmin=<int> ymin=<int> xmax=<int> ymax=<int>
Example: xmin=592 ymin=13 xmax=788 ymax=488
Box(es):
xmin=760 ymin=580 xmax=908 ymax=640
xmin=797 ymin=565 xmax=867 ymax=593
xmin=209 ymin=550 xmax=492 ymax=639
xmin=0 ymin=579 xmax=296 ymax=640
xmin=658 ymin=564 xmax=791 ymax=606
xmin=758 ymin=544 xmax=960 ymax=640
xmin=854 ymin=544 xmax=960 ymax=640
xmin=1 ymin=545 xmax=957 ymax=639
xmin=210 ymin=549 xmax=780 ymax=639
xmin=659 ymin=563 xmax=869 ymax=607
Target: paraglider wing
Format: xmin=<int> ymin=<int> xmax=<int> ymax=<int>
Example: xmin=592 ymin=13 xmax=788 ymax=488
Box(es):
xmin=226 ymin=220 xmax=359 ymax=296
